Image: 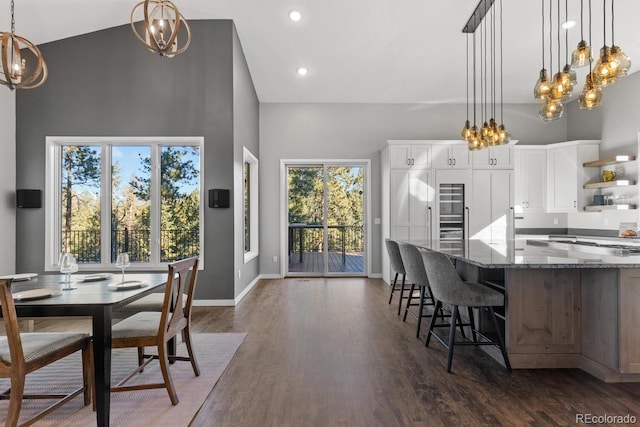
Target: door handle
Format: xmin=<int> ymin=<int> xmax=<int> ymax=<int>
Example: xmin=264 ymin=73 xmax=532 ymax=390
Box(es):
xmin=407 ymin=158 xmax=410 ymax=166
xmin=428 ymin=206 xmax=432 ymax=243
xmin=574 ymin=200 xmax=577 ymax=208
xmin=489 ymin=158 xmax=494 ymax=166
xmin=464 ymin=206 xmax=470 ymax=239
xmin=452 ymin=158 xmax=456 ymax=166
xmin=448 ymin=158 xmax=452 ymax=166
xmin=411 ymin=159 xmax=415 ymax=166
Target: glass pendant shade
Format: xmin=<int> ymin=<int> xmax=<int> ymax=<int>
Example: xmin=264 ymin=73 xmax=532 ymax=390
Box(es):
xmin=579 ymin=73 xmax=603 ymax=110
xmin=533 ymin=69 xmax=551 ymax=100
xmin=497 ymin=124 xmax=510 ymax=144
xmin=467 ymin=129 xmax=484 ymax=151
xmin=594 ymin=46 xmax=619 ymax=87
xmin=609 ymin=45 xmax=631 ymax=77
xmin=571 ymin=40 xmax=592 ymax=68
xmin=563 ymin=64 xmax=577 ymax=85
xmin=461 ymin=120 xmax=472 ymax=141
xmin=550 ymin=72 xmax=571 ymax=101
xmin=539 ymin=99 xmax=563 ymax=122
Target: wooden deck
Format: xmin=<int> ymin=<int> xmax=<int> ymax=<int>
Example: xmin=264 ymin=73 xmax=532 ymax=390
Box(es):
xmin=288 ymin=251 xmax=364 ymax=274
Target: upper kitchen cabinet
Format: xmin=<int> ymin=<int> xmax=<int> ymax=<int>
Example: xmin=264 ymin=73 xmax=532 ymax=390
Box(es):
xmin=431 ymin=143 xmax=470 ymax=169
xmin=514 ymin=146 xmax=547 ymax=212
xmin=546 ymin=141 xmax=600 ymax=213
xmin=472 ymin=144 xmax=514 ymax=169
xmin=389 ymin=143 xmax=430 ymax=169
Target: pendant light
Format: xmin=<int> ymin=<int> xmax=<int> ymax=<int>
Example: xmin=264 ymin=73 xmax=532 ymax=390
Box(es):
xmin=0 ymin=0 xmax=47 ymax=90
xmin=461 ymin=34 xmax=472 ymax=141
xmin=559 ymin=0 xmax=576 ymax=95
xmin=608 ymin=0 xmax=631 ymax=78
xmin=131 ymin=0 xmax=191 ymax=58
xmin=539 ymin=0 xmax=562 ymax=121
xmin=533 ymin=0 xmax=551 ymax=100
xmin=550 ymin=0 xmax=570 ymax=101
xmin=468 ymin=18 xmax=483 ymax=151
xmin=496 ymin=0 xmax=510 ymax=144
xmin=579 ymin=0 xmax=602 ymax=109
xmin=571 ymin=0 xmax=592 ymax=67
xmin=480 ymin=9 xmax=491 ymax=147
xmin=593 ymin=0 xmax=617 ymax=87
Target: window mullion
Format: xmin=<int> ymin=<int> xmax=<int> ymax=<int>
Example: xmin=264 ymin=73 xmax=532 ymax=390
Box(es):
xmin=101 ymin=144 xmax=112 ymax=266
xmin=150 ymin=145 xmax=161 ymax=265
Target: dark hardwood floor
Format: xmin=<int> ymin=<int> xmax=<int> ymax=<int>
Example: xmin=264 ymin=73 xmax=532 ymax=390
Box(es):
xmin=21 ymin=278 xmax=640 ymax=426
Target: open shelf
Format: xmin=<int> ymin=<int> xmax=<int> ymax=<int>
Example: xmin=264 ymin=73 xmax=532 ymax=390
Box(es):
xmin=583 ymin=180 xmax=636 ymax=189
xmin=583 ymin=155 xmax=636 ymax=167
xmin=584 ymin=204 xmax=637 ymax=212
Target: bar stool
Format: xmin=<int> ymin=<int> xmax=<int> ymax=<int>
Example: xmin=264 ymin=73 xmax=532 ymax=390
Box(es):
xmin=397 ymin=242 xmax=437 ymax=338
xmin=384 ymin=238 xmax=408 ymax=315
xmin=420 ymin=249 xmax=511 ymax=373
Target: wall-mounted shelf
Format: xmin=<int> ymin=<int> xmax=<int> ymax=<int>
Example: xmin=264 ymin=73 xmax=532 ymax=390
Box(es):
xmin=584 ymin=204 xmax=637 ymax=212
xmin=583 ymin=180 xmax=636 ymax=189
xmin=583 ymin=155 xmax=636 ymax=167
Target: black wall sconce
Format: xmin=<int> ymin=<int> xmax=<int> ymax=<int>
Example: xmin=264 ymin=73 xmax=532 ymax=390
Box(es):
xmin=208 ymin=189 xmax=230 ymax=208
xmin=16 ymin=189 xmax=42 ymax=208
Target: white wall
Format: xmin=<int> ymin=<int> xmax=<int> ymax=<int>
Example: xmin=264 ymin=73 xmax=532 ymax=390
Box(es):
xmin=259 ymin=103 xmax=568 ymax=276
xmin=0 ymin=89 xmax=15 ymax=274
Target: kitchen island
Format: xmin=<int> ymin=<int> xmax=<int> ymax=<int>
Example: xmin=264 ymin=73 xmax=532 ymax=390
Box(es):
xmin=413 ymin=238 xmax=640 ymax=382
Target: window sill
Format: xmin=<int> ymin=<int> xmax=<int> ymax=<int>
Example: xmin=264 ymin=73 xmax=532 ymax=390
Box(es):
xmin=244 ymin=251 xmax=259 ymax=264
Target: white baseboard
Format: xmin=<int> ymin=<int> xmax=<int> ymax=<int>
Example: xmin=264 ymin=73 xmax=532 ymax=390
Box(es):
xmin=234 ymin=275 xmax=262 ymax=305
xmin=193 ymin=299 xmax=235 ymax=306
xmin=368 ymin=273 xmax=382 ymax=279
xmin=259 ymin=273 xmax=282 ymax=279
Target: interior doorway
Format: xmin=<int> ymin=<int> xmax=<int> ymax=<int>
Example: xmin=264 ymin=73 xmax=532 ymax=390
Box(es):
xmin=283 ymin=162 xmax=368 ymax=277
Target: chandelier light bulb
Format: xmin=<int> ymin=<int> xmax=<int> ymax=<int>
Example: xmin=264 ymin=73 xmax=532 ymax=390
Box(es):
xmin=594 ymin=46 xmax=619 ymax=87
xmin=497 ymin=124 xmax=511 ymax=144
xmin=539 ymin=99 xmax=563 ymax=122
xmin=461 ymin=120 xmax=472 ymax=141
xmin=131 ymin=0 xmax=191 ymax=58
xmin=579 ymin=73 xmax=603 ymax=110
xmin=571 ymin=40 xmax=592 ymax=68
xmin=534 ymin=69 xmax=551 ymax=100
xmin=609 ymin=45 xmax=631 ymax=77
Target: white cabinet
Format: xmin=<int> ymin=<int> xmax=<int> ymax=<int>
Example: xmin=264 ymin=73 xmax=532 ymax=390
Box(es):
xmin=431 ymin=143 xmax=470 ymax=169
xmin=514 ymin=147 xmax=547 ymax=212
xmin=389 ymin=170 xmax=434 ymax=242
xmin=470 ymin=169 xmax=514 ymax=241
xmin=546 ymin=141 xmax=600 ymax=212
xmin=472 ymin=145 xmax=514 ymax=169
xmin=389 ymin=144 xmax=430 ymax=169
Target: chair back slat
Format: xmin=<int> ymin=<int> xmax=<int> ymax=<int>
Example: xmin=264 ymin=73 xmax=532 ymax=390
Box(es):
xmin=397 ymin=243 xmax=429 ymax=288
xmin=0 ymin=279 xmax=26 ymax=371
xmin=159 ymin=257 xmax=199 ymax=338
xmin=384 ymin=239 xmax=406 ymax=275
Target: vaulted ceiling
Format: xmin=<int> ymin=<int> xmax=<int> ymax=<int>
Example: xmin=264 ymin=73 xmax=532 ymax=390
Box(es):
xmin=7 ymin=0 xmax=640 ymax=103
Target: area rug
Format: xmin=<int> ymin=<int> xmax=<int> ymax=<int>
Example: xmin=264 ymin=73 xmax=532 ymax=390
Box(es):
xmin=0 ymin=333 xmax=247 ymax=426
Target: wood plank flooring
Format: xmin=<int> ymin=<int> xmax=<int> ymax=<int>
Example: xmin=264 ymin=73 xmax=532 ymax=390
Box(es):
xmin=288 ymin=251 xmax=364 ymax=273
xmin=17 ymin=278 xmax=640 ymax=426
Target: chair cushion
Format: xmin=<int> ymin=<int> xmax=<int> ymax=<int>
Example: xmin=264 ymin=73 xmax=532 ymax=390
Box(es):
xmin=439 ymin=281 xmax=504 ymax=307
xmin=112 ymin=312 xmax=161 ymax=339
xmin=114 ymin=293 xmax=186 ymax=315
xmin=0 ymin=332 xmax=89 ymax=365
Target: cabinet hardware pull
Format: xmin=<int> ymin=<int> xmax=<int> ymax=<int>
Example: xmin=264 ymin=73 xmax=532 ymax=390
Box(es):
xmin=428 ymin=207 xmax=432 ymax=243
xmin=453 ymin=158 xmax=456 ymax=166
xmin=407 ymin=158 xmax=410 ymax=166
xmin=448 ymin=158 xmax=451 ymax=166
xmin=411 ymin=159 xmax=415 ymax=166
xmin=574 ymin=200 xmax=577 ymax=208
xmin=490 ymin=158 xmax=494 ymax=166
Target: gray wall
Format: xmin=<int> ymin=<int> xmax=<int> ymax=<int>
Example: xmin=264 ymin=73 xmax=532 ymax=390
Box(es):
xmin=15 ymin=20 xmax=258 ymax=300
xmin=232 ymin=25 xmax=260 ymax=297
xmin=0 ymin=90 xmax=15 ymax=274
xmin=259 ymin=103 xmax=569 ymax=276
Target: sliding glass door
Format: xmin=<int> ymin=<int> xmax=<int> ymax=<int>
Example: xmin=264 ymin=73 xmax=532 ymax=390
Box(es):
xmin=286 ymin=163 xmax=366 ymax=276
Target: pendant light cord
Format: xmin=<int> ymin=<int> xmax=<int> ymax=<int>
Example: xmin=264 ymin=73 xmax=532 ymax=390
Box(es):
xmin=580 ymin=0 xmax=584 ymax=41
xmin=565 ymin=0 xmax=569 ymax=65
xmin=473 ymin=26 xmax=477 ymax=126
xmin=492 ymin=4 xmax=496 ymax=120
xmin=466 ymin=34 xmax=469 ymax=122
xmin=557 ymin=0 xmax=561 ymax=72
xmin=500 ymin=0 xmax=504 ymax=124
xmin=611 ymin=0 xmax=615 ymax=45
xmin=541 ymin=0 xmax=545 ymax=69
xmin=603 ymin=0 xmax=606 ymax=47
xmin=549 ymin=0 xmax=553 ymax=76
xmin=10 ymin=0 xmax=15 ymax=34
xmin=588 ymin=0 xmax=592 ymax=73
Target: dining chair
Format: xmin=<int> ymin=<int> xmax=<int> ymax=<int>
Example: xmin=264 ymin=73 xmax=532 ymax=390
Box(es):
xmin=384 ymin=238 xmax=408 ymax=315
xmin=0 ymin=279 xmax=93 ymax=427
xmin=110 ymin=256 xmax=199 ymax=405
xmin=420 ymin=249 xmax=511 ymax=373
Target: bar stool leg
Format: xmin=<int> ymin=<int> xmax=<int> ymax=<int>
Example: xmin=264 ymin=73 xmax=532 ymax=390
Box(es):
xmin=416 ymin=285 xmax=425 ymax=338
xmin=388 ymin=273 xmax=398 ymax=304
xmin=397 ymin=275 xmax=406 ymax=315
xmin=403 ymin=283 xmax=416 ymax=322
xmin=489 ymin=307 xmax=511 ymax=372
xmin=425 ymin=300 xmax=442 ymax=347
xmin=467 ymin=307 xmax=477 ymax=342
xmin=446 ymin=305 xmax=459 ymax=373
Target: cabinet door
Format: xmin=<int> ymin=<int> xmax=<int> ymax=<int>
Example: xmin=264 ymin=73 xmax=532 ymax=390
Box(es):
xmin=470 ymin=170 xmax=492 ymax=240
xmin=389 ymin=145 xmax=411 ymax=169
xmin=492 ymin=145 xmax=513 ymax=168
xmin=471 ymin=149 xmax=493 ymax=169
xmin=408 ymin=170 xmax=432 ymax=241
xmin=410 ymin=145 xmax=431 ymax=169
xmin=431 ymin=145 xmax=451 ymax=168
xmin=524 ymin=150 xmax=546 ymax=212
xmin=390 ymin=171 xmax=410 ymax=239
xmin=490 ymin=170 xmax=513 ymax=241
xmin=450 ymin=144 xmax=471 ymax=168
xmin=548 ymin=146 xmax=578 ymax=212
xmin=514 ymin=150 xmax=526 ymax=210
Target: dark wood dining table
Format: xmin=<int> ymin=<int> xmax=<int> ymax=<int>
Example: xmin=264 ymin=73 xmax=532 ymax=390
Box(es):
xmin=8 ymin=272 xmax=168 ymax=427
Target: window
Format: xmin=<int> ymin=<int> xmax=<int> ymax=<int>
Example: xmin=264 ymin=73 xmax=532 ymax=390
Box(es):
xmin=243 ymin=147 xmax=259 ymax=262
xmin=45 ymin=137 xmax=204 ymax=270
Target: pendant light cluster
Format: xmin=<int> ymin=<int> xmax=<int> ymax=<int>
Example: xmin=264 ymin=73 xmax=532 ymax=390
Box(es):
xmin=461 ymin=0 xmax=510 ymax=151
xmin=0 ymin=0 xmax=47 ymax=90
xmin=131 ymin=0 xmax=191 ymax=58
xmin=534 ymin=0 xmax=631 ymax=117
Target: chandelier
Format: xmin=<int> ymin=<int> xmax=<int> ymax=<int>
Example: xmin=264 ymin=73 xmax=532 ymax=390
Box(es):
xmin=461 ymin=0 xmax=510 ymax=151
xmin=0 ymin=0 xmax=47 ymax=90
xmin=131 ymin=0 xmax=191 ymax=57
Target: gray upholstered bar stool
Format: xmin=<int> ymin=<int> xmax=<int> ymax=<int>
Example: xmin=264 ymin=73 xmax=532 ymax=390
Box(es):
xmin=384 ymin=238 xmax=408 ymax=315
xmin=420 ymin=249 xmax=511 ymax=373
xmin=397 ymin=242 xmax=436 ymax=338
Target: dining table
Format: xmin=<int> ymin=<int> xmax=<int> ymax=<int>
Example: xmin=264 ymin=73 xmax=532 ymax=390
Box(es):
xmin=7 ymin=272 xmax=168 ymax=427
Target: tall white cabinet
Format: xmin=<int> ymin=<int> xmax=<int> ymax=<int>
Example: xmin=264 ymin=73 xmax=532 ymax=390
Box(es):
xmin=514 ymin=146 xmax=547 ymax=212
xmin=470 ymin=169 xmax=514 ymax=242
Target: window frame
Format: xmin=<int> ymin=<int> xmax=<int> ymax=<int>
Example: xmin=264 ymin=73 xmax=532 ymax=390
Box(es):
xmin=243 ymin=147 xmax=259 ymax=263
xmin=45 ymin=136 xmax=205 ymax=271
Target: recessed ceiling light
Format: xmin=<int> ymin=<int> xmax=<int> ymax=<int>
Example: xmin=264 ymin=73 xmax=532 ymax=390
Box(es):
xmin=296 ymin=67 xmax=308 ymax=76
xmin=289 ymin=10 xmax=302 ymax=22
xmin=562 ymin=20 xmax=576 ymax=29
